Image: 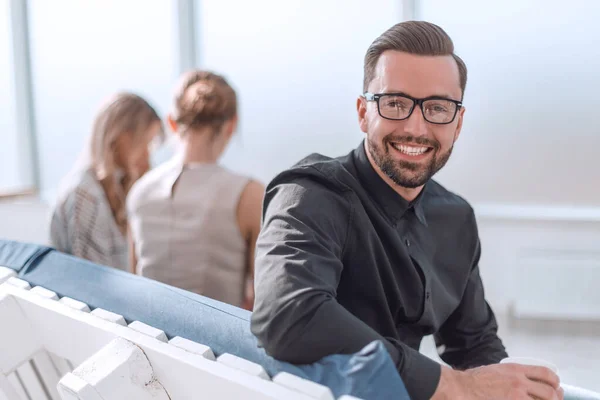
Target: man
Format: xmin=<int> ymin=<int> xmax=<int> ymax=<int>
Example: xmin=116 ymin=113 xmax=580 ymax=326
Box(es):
xmin=251 ymin=21 xmax=563 ymax=400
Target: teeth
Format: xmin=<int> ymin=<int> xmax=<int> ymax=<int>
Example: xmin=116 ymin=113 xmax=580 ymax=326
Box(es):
xmin=392 ymin=143 xmax=429 ymax=155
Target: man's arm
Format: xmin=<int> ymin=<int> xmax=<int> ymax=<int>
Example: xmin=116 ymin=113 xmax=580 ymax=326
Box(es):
xmin=434 ymin=212 xmax=508 ymax=369
xmin=251 ymin=177 xmax=441 ymax=400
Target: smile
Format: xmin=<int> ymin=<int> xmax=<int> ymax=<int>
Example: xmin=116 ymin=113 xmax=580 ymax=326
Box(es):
xmin=390 ymin=143 xmax=433 ymax=156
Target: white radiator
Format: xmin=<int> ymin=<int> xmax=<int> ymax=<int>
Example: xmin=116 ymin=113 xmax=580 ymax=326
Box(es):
xmin=513 ymin=251 xmax=600 ymax=321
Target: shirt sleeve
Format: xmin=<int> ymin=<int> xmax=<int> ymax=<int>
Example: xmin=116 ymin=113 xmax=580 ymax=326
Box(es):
xmin=251 ymin=177 xmax=441 ymax=400
xmin=434 ymin=212 xmax=509 ymax=369
xmin=50 ymin=187 xmax=102 ymax=261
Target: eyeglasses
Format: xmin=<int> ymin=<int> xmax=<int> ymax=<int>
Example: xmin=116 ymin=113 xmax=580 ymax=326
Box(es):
xmin=363 ymin=92 xmax=462 ymax=125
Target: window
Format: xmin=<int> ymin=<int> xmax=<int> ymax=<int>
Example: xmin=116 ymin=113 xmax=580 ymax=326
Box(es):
xmin=0 ymin=0 xmax=35 ymax=196
xmin=27 ymin=0 xmax=180 ymax=201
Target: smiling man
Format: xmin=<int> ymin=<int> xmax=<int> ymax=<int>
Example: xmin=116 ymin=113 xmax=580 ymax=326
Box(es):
xmin=251 ymin=21 xmax=563 ymax=400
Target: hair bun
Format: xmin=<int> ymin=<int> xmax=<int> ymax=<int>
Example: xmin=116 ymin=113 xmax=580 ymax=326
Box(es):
xmin=173 ymin=71 xmax=237 ymax=129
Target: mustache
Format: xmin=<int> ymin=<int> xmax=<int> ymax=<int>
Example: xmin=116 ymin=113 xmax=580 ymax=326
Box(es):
xmin=384 ymin=134 xmax=440 ymax=149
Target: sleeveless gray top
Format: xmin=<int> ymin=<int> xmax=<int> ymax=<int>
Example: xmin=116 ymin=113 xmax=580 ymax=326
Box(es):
xmin=127 ymin=157 xmax=250 ymax=307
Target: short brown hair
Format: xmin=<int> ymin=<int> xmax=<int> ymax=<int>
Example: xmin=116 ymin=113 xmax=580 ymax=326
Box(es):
xmin=172 ymin=70 xmax=237 ymax=132
xmin=363 ymin=21 xmax=467 ymax=98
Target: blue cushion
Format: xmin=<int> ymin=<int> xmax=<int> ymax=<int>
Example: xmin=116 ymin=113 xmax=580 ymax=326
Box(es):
xmin=20 ymin=249 xmax=264 ymax=362
xmin=279 ymin=340 xmax=411 ymax=400
xmin=0 ymin=240 xmax=52 ymax=272
xmin=0 ymin=240 xmax=410 ymax=399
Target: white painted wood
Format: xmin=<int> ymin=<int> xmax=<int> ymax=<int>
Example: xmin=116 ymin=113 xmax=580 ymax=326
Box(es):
xmin=59 ymin=298 xmax=90 ymax=313
xmin=30 ymin=286 xmax=58 ymax=301
xmin=48 ymin=353 xmax=72 ymax=377
xmin=217 ymin=353 xmax=270 ymax=380
xmin=127 ymin=321 xmax=167 ymax=343
xmin=57 ymin=373 xmax=102 ymax=400
xmin=168 ymin=336 xmax=215 ymax=360
xmin=0 ymin=267 xmax=16 ymax=285
xmin=0 ymin=285 xmax=323 ymax=399
xmin=338 ymin=396 xmax=363 ymax=400
xmin=90 ymin=309 xmax=124 ymax=325
xmin=15 ymin=303 xmax=112 ymax=367
xmin=6 ymin=373 xmax=27 ymax=400
xmin=148 ymin=349 xmax=318 ymax=400
xmin=273 ymin=372 xmax=335 ymax=400
xmin=0 ymin=292 xmax=41 ymax=374
xmin=59 ymin=338 xmax=170 ymax=400
xmin=16 ymin=360 xmax=50 ymax=400
xmin=0 ymin=373 xmax=22 ymax=400
xmin=31 ymin=351 xmax=62 ymax=400
xmin=4 ymin=278 xmax=30 ymax=291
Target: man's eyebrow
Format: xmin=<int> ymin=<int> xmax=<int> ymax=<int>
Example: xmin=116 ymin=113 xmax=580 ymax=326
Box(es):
xmin=380 ymin=90 xmax=458 ymax=100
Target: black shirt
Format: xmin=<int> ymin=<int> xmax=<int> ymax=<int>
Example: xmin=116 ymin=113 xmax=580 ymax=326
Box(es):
xmin=251 ymin=141 xmax=507 ymax=400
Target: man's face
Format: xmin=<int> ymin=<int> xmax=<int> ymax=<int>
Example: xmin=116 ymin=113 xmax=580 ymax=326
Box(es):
xmin=357 ymin=51 xmax=465 ymax=189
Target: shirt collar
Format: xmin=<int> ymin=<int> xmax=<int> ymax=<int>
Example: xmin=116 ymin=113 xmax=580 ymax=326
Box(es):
xmin=353 ymin=140 xmax=428 ymax=226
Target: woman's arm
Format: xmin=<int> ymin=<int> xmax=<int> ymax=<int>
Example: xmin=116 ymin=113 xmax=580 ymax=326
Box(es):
xmin=236 ymin=180 xmax=265 ymax=311
xmin=128 ymin=225 xmax=138 ymax=275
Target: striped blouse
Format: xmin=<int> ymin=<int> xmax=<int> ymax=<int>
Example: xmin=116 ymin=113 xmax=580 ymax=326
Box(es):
xmin=49 ymin=168 xmax=128 ymax=270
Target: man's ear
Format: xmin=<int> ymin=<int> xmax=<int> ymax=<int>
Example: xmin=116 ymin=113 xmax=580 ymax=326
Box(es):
xmin=357 ymin=96 xmax=368 ymax=134
xmin=453 ymin=106 xmax=466 ymax=143
xmin=167 ymin=114 xmax=178 ymax=133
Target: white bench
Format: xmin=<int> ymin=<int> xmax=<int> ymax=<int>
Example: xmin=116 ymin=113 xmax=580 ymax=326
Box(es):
xmin=0 ymin=269 xmax=354 ymax=400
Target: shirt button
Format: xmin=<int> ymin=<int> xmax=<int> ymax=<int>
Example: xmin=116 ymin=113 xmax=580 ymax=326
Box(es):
xmin=405 ymin=238 xmax=411 ymax=247
xmin=426 ymin=292 xmax=431 ymax=300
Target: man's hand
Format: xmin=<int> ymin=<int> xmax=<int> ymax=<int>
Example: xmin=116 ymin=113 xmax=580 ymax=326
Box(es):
xmin=432 ymin=363 xmax=564 ymax=400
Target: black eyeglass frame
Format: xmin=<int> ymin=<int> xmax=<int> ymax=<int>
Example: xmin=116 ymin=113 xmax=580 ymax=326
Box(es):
xmin=363 ymin=92 xmax=463 ymax=125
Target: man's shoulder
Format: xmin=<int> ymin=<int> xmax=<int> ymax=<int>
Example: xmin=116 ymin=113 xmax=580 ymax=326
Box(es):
xmin=268 ymin=151 xmax=356 ymax=194
xmin=262 ymin=151 xmax=360 ymax=218
xmin=424 ymin=180 xmax=476 ymax=223
xmin=425 ymin=180 xmax=472 ymax=207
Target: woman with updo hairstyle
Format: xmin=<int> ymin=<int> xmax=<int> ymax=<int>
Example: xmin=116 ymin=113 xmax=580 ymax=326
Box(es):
xmin=50 ymin=92 xmax=164 ymax=270
xmin=126 ymin=70 xmax=264 ymax=310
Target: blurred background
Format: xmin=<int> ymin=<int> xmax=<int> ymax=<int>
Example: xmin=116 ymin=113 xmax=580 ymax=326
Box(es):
xmin=0 ymin=0 xmax=599 ymax=389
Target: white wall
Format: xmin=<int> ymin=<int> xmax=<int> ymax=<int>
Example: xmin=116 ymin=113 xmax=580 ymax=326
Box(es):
xmin=0 ymin=198 xmax=49 ymax=244
xmin=5 ymin=0 xmax=600 ymax=319
xmin=420 ymin=0 xmax=600 ymax=207
xmin=196 ymin=0 xmax=403 ymax=185
xmin=411 ymin=0 xmax=600 ymax=319
xmin=195 ymin=0 xmax=600 ymax=318
xmin=26 ymin=0 xmax=600 ymax=208
xmin=27 ymin=0 xmax=180 ymax=202
xmin=198 ymin=0 xmax=600 ymax=209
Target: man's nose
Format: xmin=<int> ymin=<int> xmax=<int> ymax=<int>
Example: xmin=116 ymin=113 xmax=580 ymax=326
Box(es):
xmin=403 ymin=105 xmax=428 ymax=137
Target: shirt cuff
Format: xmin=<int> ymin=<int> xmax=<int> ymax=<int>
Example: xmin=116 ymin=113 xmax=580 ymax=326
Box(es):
xmin=401 ymin=350 xmax=442 ymax=400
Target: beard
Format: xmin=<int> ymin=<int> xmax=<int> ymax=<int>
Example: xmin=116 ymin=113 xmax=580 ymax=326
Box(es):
xmin=367 ymin=134 xmax=453 ymax=189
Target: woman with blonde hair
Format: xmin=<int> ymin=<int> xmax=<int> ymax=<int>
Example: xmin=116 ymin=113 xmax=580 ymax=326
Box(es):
xmin=127 ymin=70 xmax=263 ymax=310
xmin=50 ymin=92 xmax=164 ymax=270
